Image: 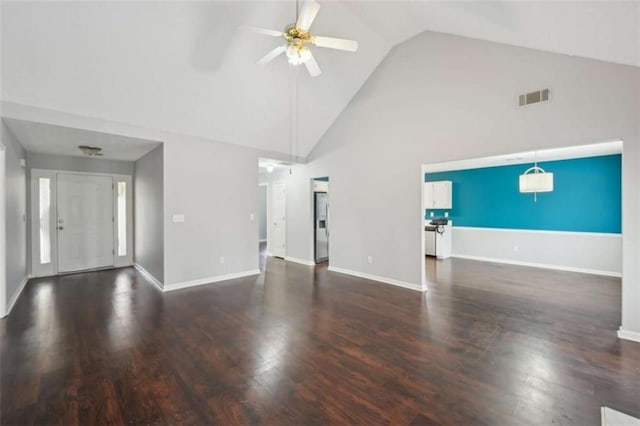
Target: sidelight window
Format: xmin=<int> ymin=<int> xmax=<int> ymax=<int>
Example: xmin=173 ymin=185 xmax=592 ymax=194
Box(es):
xmin=39 ymin=177 xmax=51 ymax=264
xmin=117 ymin=181 xmax=127 ymax=256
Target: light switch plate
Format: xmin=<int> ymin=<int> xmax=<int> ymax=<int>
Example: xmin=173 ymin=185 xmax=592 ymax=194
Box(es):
xmin=172 ymin=214 xmax=185 ymax=223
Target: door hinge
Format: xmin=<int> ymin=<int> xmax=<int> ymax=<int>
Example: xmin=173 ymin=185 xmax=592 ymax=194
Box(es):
xmin=112 ymin=249 xmax=115 ymax=255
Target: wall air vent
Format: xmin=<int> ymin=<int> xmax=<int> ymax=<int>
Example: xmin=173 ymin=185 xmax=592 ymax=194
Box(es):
xmin=518 ymin=88 xmax=551 ymax=107
xmin=78 ymin=145 xmax=104 ymax=156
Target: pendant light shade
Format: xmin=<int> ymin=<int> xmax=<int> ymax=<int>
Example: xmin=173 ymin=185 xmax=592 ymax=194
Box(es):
xmin=519 ymin=166 xmax=553 ymax=193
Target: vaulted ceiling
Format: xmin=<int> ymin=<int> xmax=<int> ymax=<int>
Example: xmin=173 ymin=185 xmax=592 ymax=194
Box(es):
xmin=2 ymin=1 xmax=638 ymax=158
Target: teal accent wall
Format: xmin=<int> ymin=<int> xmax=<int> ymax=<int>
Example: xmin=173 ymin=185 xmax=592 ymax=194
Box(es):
xmin=425 ymin=154 xmax=621 ymax=233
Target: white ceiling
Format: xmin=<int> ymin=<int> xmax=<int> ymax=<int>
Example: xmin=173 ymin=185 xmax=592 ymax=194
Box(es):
xmin=3 ymin=118 xmax=161 ymax=161
xmin=2 ymin=2 xmax=638 ymax=158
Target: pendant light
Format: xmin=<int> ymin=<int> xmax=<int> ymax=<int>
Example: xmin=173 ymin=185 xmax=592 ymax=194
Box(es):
xmin=519 ymin=152 xmax=553 ymax=202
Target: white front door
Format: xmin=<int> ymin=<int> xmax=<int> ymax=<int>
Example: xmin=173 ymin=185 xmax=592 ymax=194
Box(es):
xmin=271 ymin=180 xmax=286 ymax=258
xmin=57 ymin=173 xmax=114 ymax=273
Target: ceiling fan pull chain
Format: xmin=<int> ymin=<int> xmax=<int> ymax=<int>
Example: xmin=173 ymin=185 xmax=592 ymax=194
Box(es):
xmin=289 ymin=63 xmax=295 ymax=174
xmin=295 ymin=64 xmax=300 ymax=163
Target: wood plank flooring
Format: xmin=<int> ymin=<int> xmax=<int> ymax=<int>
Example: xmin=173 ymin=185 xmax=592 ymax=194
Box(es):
xmin=1 ymin=254 xmax=638 ymax=425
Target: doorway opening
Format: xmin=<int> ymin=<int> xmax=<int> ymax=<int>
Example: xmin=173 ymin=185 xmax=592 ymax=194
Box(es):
xmin=313 ymin=177 xmax=329 ymax=264
xmin=420 ymin=140 xmax=623 ymax=290
xmin=258 ymin=182 xmax=268 ymax=269
xmin=258 ymin=158 xmax=290 ymax=266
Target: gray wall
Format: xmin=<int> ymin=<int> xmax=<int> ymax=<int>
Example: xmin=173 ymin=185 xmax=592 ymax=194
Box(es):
xmin=163 ymin=137 xmax=258 ymax=285
xmin=27 ymin=151 xmax=134 ymax=175
xmin=258 ymin=184 xmax=267 ymax=241
xmin=285 ymin=32 xmax=640 ymax=333
xmin=2 ymin=120 xmax=27 ymax=310
xmin=134 ymin=144 xmax=164 ymax=283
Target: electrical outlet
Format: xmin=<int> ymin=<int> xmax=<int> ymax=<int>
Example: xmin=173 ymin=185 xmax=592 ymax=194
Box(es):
xmin=172 ymin=214 xmax=185 ymax=223
xmin=219 ymin=256 xmax=225 ymax=264
xmin=444 ymin=212 xmax=449 ymax=217
xmin=367 ymin=256 xmax=373 ymax=264
xmin=513 ymin=245 xmax=519 ymax=252
xmin=250 ymin=213 xmax=255 ymax=221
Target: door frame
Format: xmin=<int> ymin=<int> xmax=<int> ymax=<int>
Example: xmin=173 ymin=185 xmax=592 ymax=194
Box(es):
xmin=313 ymin=191 xmax=329 ymax=263
xmin=30 ymin=169 xmax=133 ymax=277
xmin=258 ymin=182 xmax=269 ymax=248
xmin=0 ymin=145 xmax=6 ymax=316
xmin=270 ymin=180 xmax=286 ymax=258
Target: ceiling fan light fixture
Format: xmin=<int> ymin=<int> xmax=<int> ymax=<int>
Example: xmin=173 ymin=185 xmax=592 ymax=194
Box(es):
xmin=286 ymin=45 xmax=311 ymax=65
xmin=246 ymin=1 xmax=358 ymax=77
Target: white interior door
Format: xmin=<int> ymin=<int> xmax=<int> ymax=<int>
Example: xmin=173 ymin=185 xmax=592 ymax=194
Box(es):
xmin=271 ymin=180 xmax=286 ymax=258
xmin=57 ymin=173 xmax=114 ymax=273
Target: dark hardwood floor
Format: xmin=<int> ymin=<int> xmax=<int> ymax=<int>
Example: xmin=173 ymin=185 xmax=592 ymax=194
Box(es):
xmin=1 ymin=255 xmax=638 ymax=425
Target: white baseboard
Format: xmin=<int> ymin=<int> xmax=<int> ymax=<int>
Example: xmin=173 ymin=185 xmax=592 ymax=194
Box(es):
xmin=163 ymin=269 xmax=261 ymax=292
xmin=133 ymin=263 xmax=164 ymax=291
xmin=601 ymin=407 xmax=640 ymax=425
xmin=617 ymin=327 xmax=640 ymax=343
xmin=285 ymin=256 xmax=316 ymax=266
xmin=452 ymin=254 xmax=622 ymax=278
xmin=3 ymin=276 xmax=29 ymax=318
xmin=328 ymin=266 xmax=424 ymax=292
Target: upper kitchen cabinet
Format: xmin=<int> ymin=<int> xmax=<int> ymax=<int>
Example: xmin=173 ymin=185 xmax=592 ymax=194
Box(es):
xmin=424 ymin=180 xmax=452 ymax=209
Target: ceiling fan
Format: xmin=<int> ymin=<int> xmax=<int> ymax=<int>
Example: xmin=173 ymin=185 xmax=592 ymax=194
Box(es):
xmin=245 ymin=1 xmax=358 ymax=77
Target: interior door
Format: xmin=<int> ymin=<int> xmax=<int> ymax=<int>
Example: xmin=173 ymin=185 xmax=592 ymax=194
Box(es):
xmin=57 ymin=173 xmax=114 ymax=273
xmin=271 ymin=180 xmax=286 ymax=258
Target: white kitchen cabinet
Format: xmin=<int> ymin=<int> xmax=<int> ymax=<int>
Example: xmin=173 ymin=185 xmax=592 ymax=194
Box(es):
xmin=424 ymin=180 xmax=452 ymax=209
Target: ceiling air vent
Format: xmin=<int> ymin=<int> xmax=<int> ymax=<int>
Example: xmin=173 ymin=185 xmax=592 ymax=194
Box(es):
xmin=518 ymin=88 xmax=551 ymax=107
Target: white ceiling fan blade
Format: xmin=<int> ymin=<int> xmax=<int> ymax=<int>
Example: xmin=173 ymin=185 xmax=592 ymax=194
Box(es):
xmin=296 ymin=1 xmax=321 ymax=32
xmin=313 ymin=36 xmax=358 ymax=52
xmin=241 ymin=26 xmax=283 ymax=37
xmin=257 ymin=45 xmax=286 ymax=65
xmin=304 ymin=52 xmax=322 ymax=77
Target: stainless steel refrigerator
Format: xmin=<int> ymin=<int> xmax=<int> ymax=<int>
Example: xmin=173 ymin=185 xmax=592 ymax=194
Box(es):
xmin=314 ymin=192 xmax=329 ymax=263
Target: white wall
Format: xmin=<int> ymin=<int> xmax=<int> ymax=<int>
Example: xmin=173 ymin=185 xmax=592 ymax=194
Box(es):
xmin=26 ymin=151 xmax=134 ymax=175
xmin=452 ymin=227 xmax=622 ymax=276
xmin=285 ymin=32 xmax=640 ymax=335
xmin=1 ymin=120 xmax=27 ymax=315
xmin=163 ymin=138 xmax=259 ymax=287
xmin=134 ymin=144 xmax=164 ymax=284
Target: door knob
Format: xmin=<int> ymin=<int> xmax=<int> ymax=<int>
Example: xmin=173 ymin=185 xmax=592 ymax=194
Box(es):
xmin=58 ymin=226 xmax=64 ymax=230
